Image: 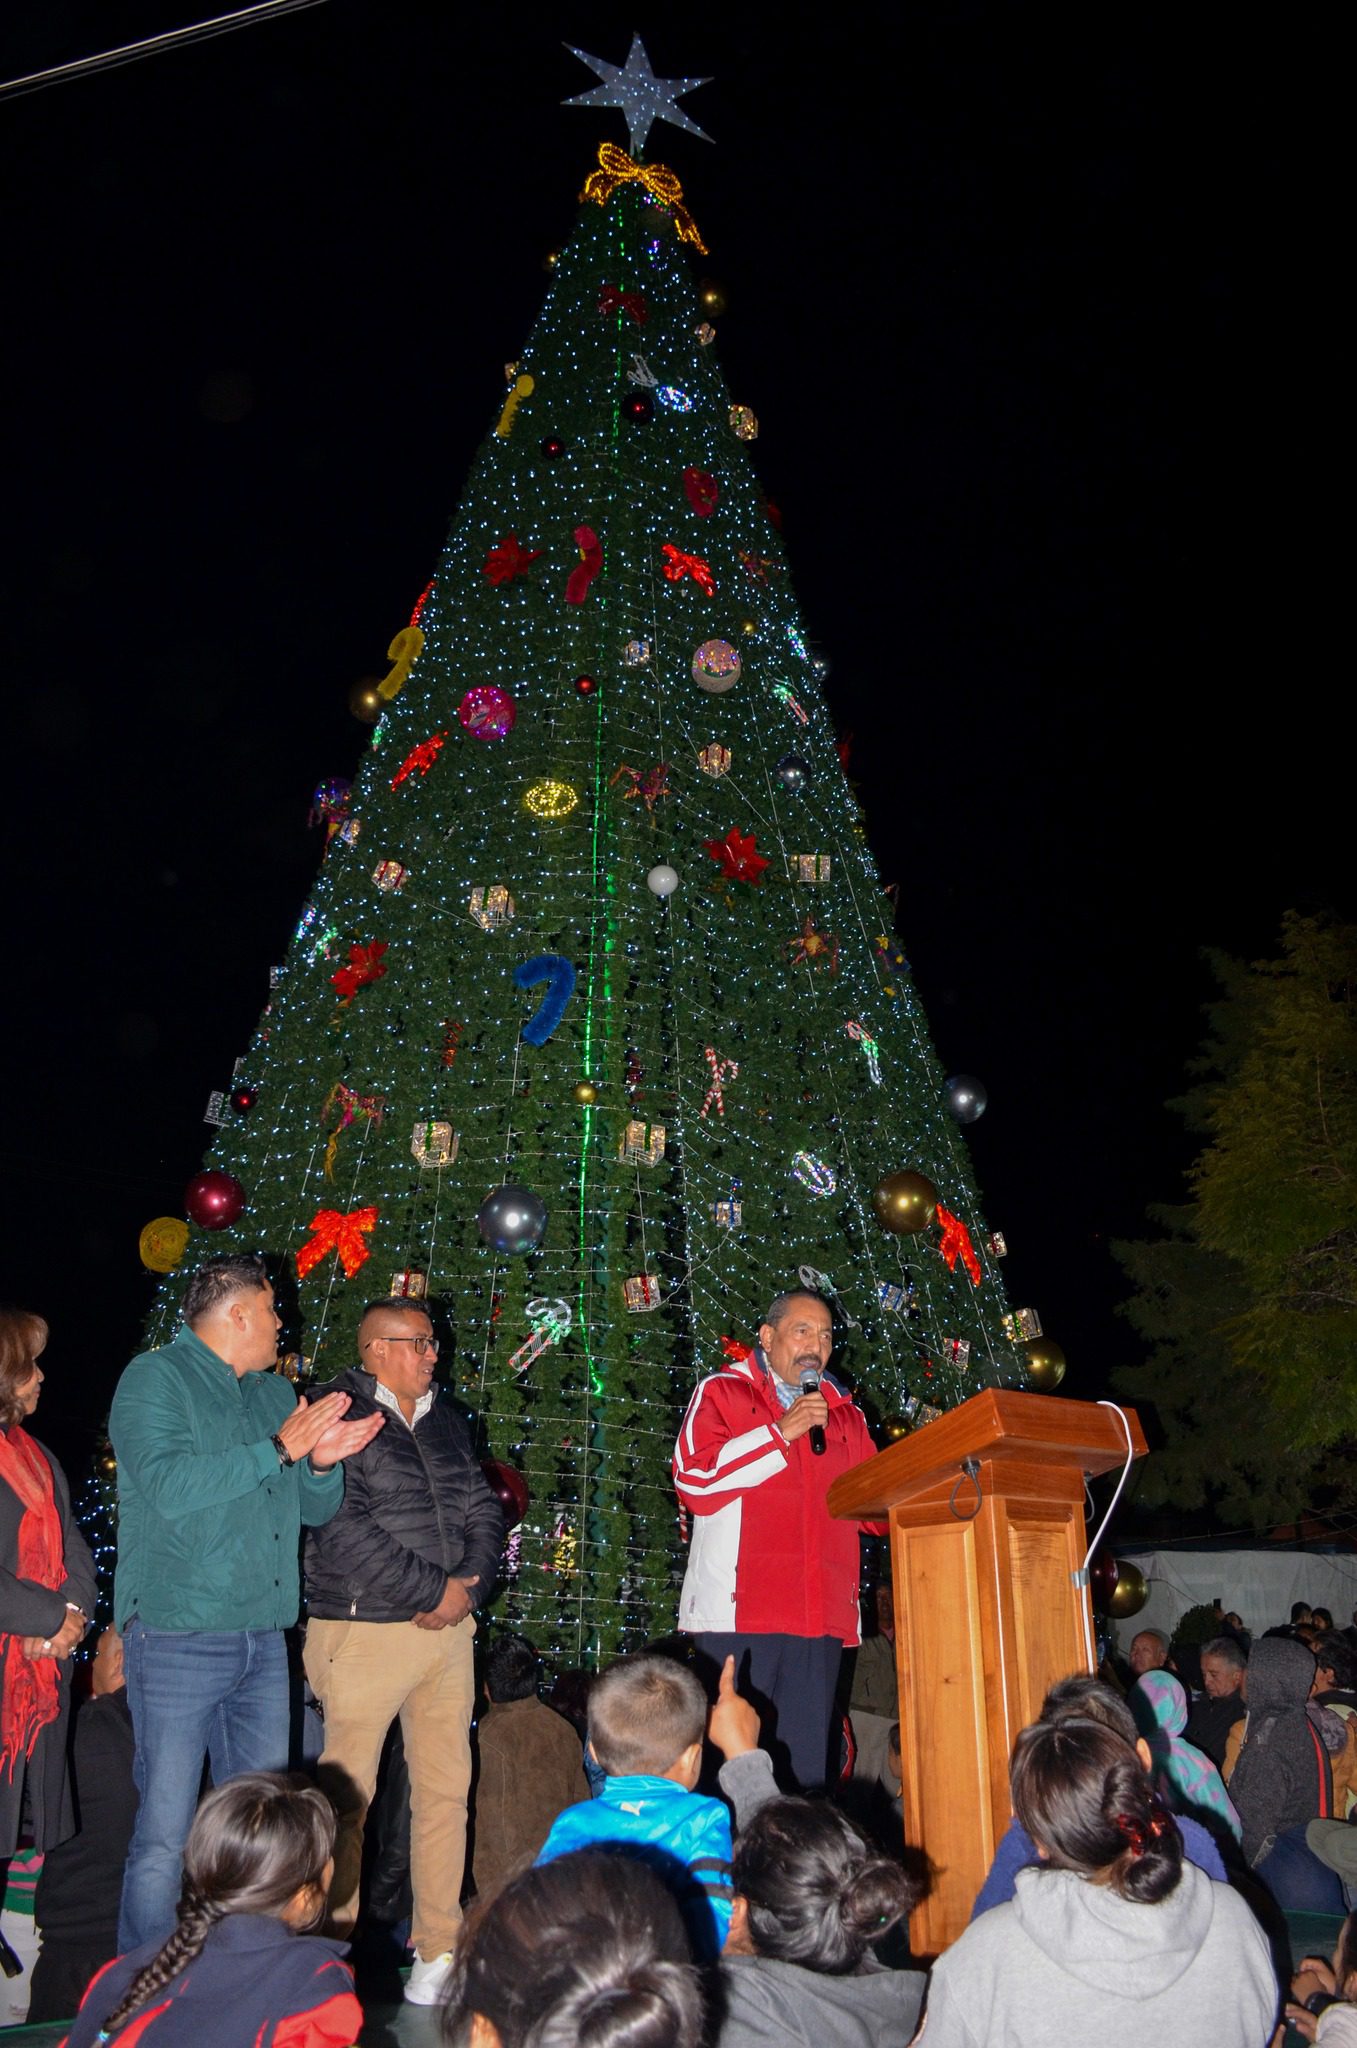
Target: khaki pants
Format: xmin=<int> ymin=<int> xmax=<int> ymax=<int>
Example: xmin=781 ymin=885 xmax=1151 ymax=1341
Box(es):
xmin=304 ymin=1615 xmax=476 ymax=1961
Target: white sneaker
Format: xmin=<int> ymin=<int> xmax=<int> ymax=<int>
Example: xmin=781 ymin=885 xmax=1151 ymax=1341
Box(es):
xmin=404 ymin=1948 xmax=456 ymax=2006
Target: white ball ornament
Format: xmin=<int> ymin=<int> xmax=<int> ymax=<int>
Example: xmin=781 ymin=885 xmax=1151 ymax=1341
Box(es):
xmin=646 ymin=864 xmax=679 ymax=899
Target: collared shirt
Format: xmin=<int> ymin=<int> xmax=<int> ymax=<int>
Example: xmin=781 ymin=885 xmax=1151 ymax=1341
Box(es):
xmin=371 ymin=1380 xmax=435 ymax=1429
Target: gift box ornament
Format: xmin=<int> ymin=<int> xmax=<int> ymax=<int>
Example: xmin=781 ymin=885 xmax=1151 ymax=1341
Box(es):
xmin=411 ymin=1120 xmax=458 ymax=1169
xmin=391 ymin=1268 xmax=428 ymax=1299
xmin=624 ymin=1273 xmax=663 ymax=1312
xmin=903 ymin=1394 xmax=944 ymax=1428
xmin=203 ymin=1090 xmax=228 ymax=1126
xmin=1003 ymin=1307 xmax=1042 ymax=1343
xmin=619 ymin=1119 xmax=666 ymax=1166
xmin=944 ymin=1337 xmax=972 ymax=1369
xmin=987 ymin=1231 xmax=1008 ymax=1258
xmin=469 ymin=885 xmax=515 ymax=930
xmin=878 ymin=1281 xmax=916 ymax=1315
xmin=793 ymin=853 xmax=831 ymax=884
xmin=697 ymin=743 xmax=732 ymax=778
xmin=372 ymin=859 xmax=408 ymax=893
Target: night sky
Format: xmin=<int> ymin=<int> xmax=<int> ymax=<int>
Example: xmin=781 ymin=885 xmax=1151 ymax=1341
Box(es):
xmin=0 ymin=5 xmax=1329 ymax=1497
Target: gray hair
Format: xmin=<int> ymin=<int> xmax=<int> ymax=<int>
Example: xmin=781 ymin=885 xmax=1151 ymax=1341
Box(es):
xmin=1131 ymin=1627 xmax=1171 ymax=1652
xmin=1201 ymin=1635 xmax=1247 ymax=1670
xmin=764 ymin=1289 xmax=828 ymax=1329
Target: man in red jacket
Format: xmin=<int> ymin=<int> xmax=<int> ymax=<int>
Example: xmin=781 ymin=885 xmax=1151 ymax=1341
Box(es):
xmin=672 ymin=1289 xmax=883 ymax=1788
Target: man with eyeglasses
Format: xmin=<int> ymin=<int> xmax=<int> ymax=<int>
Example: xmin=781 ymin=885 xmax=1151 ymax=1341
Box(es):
xmin=302 ymin=1296 xmax=504 ymax=2006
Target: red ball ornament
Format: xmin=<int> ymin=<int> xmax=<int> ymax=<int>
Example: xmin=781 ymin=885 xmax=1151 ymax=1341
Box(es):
xmin=184 ymin=1169 xmax=246 ymax=1230
xmin=574 ymin=674 xmax=597 ymax=697
xmin=1090 ymin=1553 xmax=1120 ymax=1612
xmin=229 ymin=1086 xmax=258 ymax=1115
xmin=540 ymin=435 xmax=566 ymax=460
xmin=622 ymin=392 xmax=653 ymax=424
xmin=481 ymin=1458 xmax=530 ymax=1526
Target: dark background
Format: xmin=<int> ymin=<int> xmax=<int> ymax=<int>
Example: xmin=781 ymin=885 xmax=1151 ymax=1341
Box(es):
xmin=0 ymin=5 xmax=1332 ymax=1497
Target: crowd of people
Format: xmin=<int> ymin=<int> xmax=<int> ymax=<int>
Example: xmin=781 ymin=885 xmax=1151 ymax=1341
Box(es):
xmin=6 ymin=1272 xmax=1357 ymax=2044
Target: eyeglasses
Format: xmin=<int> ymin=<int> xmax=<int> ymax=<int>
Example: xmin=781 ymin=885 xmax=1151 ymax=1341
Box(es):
xmin=373 ymin=1334 xmax=439 ymax=1355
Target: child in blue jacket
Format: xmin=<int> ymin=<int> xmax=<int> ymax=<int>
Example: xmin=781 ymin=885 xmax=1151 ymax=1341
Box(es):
xmin=536 ymin=1654 xmax=733 ymax=1957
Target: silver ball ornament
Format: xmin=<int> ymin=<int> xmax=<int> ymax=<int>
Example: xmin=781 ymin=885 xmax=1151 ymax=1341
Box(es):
xmin=646 ymin=864 xmax=679 ymax=899
xmin=943 ymin=1075 xmax=988 ymax=1124
xmin=774 ymin=753 xmax=811 ymax=793
xmin=475 ymin=1184 xmax=548 ymax=1256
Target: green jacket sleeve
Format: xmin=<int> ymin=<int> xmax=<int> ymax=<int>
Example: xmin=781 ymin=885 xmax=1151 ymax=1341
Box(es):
xmin=297 ymin=1457 xmax=344 ymax=1527
xmin=110 ymin=1359 xmax=278 ymax=1518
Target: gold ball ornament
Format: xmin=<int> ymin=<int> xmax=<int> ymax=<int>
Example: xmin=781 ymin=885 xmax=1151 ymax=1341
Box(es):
xmin=348 ymin=677 xmax=384 ymax=723
xmin=139 ymin=1216 xmax=189 ymax=1273
xmin=738 ymin=617 xmax=758 ymax=637
xmin=1023 ymin=1338 xmax=1067 ymax=1391
xmin=872 ymin=1170 xmax=939 ymax=1236
xmin=880 ymin=1413 xmax=911 ymax=1444
xmin=543 ymin=249 xmax=560 ymax=270
xmin=1106 ymin=1560 xmax=1149 ymax=1619
xmin=698 ymin=279 xmax=728 ymax=318
xmin=572 ymin=1080 xmax=599 ymax=1105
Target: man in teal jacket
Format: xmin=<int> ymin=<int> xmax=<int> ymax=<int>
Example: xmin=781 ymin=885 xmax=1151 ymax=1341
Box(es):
xmin=110 ymin=1253 xmax=383 ymax=1948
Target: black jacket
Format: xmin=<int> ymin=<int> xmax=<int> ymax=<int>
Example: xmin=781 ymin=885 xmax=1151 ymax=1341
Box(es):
xmin=303 ymin=1370 xmax=504 ymax=1621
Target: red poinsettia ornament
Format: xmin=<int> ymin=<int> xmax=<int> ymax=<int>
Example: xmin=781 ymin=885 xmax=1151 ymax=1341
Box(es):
xmin=482 ymin=533 xmax=543 ymax=585
xmin=702 ymin=827 xmax=769 ymax=886
xmin=330 ymin=942 xmax=388 ymax=1006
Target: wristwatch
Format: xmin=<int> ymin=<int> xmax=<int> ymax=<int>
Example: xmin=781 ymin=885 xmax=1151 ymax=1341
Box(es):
xmin=271 ymin=1432 xmax=295 ymax=1468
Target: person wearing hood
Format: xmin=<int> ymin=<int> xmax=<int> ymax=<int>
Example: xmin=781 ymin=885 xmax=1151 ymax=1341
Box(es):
xmin=717 ymin=1795 xmax=924 ymax=2046
xmin=1229 ymin=1634 xmax=1344 ymax=1911
xmin=301 ymin=1295 xmax=505 ymax=2006
xmin=913 ymin=1716 xmax=1276 ymax=2047
xmin=1128 ymin=1669 xmax=1242 ymax=1847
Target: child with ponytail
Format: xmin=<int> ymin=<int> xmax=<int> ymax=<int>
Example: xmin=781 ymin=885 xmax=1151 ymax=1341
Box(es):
xmin=62 ymin=1774 xmax=361 ymax=2047
xmin=913 ymin=1718 xmax=1277 ymax=2047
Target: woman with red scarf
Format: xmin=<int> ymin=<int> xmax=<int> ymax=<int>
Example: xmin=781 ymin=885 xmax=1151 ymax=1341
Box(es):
xmin=1 ymin=1308 xmax=97 ymax=1869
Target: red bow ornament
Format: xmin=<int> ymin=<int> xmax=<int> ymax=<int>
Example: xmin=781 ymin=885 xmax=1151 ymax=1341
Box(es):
xmin=483 ymin=533 xmax=543 ymax=586
xmin=330 ymin=941 xmax=388 ymax=1006
xmin=565 ymin=525 xmax=604 ymax=605
xmin=720 ymin=1335 xmax=754 ymax=1364
xmin=598 ymin=283 xmax=648 ymax=325
xmin=683 ymin=467 xmax=719 ymax=518
xmin=661 ymin=544 xmax=714 ymax=595
xmin=703 ymin=826 xmax=769 ymax=886
xmin=936 ymin=1204 xmax=982 ymax=1286
xmin=296 ymin=1205 xmax=379 ymax=1281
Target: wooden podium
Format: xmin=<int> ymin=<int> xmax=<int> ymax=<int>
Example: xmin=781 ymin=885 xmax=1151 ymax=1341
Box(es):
xmin=827 ymin=1388 xmax=1146 ymax=1952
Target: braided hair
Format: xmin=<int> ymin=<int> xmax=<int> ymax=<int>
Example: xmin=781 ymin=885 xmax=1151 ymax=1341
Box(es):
xmin=97 ymin=1774 xmax=334 ymax=2038
xmin=1010 ymin=1716 xmax=1183 ymax=1905
xmin=444 ymin=1848 xmax=703 ymax=2048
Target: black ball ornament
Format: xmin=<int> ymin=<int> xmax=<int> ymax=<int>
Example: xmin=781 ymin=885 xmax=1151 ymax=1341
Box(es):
xmin=475 ymin=1184 xmax=548 ymax=1256
xmin=774 ymin=753 xmax=811 ymax=793
xmin=229 ymin=1085 xmax=258 ymax=1116
xmin=622 ymin=392 xmax=654 ymax=425
xmin=943 ymin=1075 xmax=988 ymax=1124
xmin=541 ymin=435 xmax=566 ymax=460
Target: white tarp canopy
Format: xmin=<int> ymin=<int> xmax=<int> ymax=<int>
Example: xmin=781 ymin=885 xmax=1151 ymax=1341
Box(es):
xmin=1113 ymin=1545 xmax=1357 ymax=1648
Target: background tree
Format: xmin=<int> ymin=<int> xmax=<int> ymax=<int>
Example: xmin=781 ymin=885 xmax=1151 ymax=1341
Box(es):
xmin=1115 ymin=913 xmax=1357 ymax=1527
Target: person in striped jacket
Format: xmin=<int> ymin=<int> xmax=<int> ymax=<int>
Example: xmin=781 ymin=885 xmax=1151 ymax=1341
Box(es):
xmin=673 ymin=1289 xmax=885 ymax=1789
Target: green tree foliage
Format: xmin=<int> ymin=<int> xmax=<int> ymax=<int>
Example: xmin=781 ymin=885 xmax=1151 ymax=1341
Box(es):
xmin=142 ymin=151 xmax=1023 ymax=1663
xmin=1114 ymin=914 xmax=1357 ymax=1525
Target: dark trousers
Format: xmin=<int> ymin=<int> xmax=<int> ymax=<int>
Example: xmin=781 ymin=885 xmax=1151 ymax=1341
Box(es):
xmin=694 ymin=1632 xmax=841 ymax=1790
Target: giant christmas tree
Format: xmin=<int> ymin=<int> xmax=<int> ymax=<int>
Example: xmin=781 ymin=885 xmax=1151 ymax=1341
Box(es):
xmin=138 ymin=46 xmax=1056 ymax=1665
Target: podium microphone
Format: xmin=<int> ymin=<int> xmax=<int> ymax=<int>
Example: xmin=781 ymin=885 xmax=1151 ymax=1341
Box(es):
xmin=799 ymin=1367 xmax=827 ymax=1456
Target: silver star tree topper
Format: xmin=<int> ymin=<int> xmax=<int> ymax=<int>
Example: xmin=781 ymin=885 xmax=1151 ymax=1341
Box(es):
xmin=564 ymin=33 xmax=712 ymax=156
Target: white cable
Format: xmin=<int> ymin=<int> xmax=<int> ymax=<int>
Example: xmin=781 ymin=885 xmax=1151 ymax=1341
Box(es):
xmin=0 ymin=0 xmax=329 ymax=101
xmin=1071 ymin=1399 xmax=1137 ymax=1672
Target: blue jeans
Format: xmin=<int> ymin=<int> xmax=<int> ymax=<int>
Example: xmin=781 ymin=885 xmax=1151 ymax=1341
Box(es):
xmin=119 ymin=1619 xmax=289 ymax=1949
xmin=1256 ymin=1823 xmax=1347 ymax=1914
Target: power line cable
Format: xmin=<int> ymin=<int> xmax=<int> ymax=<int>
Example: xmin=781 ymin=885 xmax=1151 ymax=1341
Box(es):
xmin=0 ymin=0 xmax=330 ymax=103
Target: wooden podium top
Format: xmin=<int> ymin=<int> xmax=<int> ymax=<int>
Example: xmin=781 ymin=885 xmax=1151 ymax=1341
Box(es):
xmin=827 ymin=1387 xmax=1147 ymax=1519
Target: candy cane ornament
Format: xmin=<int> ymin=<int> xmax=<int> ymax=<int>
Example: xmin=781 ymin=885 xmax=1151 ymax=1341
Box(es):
xmin=508 ymin=1297 xmax=573 ymax=1375
xmin=700 ymin=1046 xmax=739 ymax=1118
xmin=844 ymin=1019 xmax=882 ymax=1085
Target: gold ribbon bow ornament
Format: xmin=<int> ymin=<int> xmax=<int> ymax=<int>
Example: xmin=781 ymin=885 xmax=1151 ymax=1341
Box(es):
xmin=580 ymin=144 xmax=708 ymax=255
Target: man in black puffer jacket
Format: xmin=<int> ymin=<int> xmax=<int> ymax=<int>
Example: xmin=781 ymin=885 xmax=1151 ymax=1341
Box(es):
xmin=302 ymin=1296 xmax=504 ymax=2007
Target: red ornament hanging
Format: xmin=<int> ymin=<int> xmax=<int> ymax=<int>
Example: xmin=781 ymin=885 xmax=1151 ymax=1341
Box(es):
xmin=295 ymin=1205 xmax=379 ymax=1281
xmin=391 ymin=732 xmax=447 ymax=788
xmin=611 ymin=761 xmax=672 ymax=814
xmin=598 ymin=283 xmax=648 ymax=325
xmin=565 ymin=525 xmax=603 ymax=605
xmin=661 ymin=543 xmax=714 ymax=595
xmin=703 ymin=826 xmax=770 ymax=886
xmin=330 ymin=941 xmax=388 ymax=1006
xmin=936 ymin=1204 xmax=983 ymax=1286
xmin=482 ymin=533 xmax=543 ymax=586
xmin=574 ymin=674 xmax=597 ymax=696
xmin=720 ymin=1335 xmax=754 ymax=1364
xmin=410 ymin=578 xmax=434 ymax=624
xmin=185 ymin=1170 xmax=246 ymax=1230
xmin=683 ymin=467 xmax=719 ymax=518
